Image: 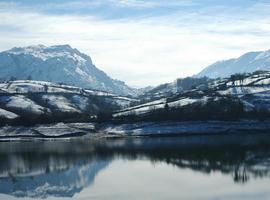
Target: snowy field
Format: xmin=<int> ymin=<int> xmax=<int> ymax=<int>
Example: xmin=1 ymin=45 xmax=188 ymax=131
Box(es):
xmin=0 ymin=80 xmax=136 ymax=120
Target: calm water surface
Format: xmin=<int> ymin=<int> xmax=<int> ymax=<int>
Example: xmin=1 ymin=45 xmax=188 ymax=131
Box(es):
xmin=0 ymin=133 xmax=270 ymax=200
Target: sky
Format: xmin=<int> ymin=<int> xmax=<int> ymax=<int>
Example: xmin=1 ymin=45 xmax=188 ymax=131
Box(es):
xmin=0 ymin=0 xmax=270 ymax=87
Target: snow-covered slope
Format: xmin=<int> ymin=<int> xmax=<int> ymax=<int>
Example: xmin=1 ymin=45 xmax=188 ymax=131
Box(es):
xmin=0 ymin=45 xmax=136 ymax=96
xmin=114 ymin=71 xmax=270 ymax=118
xmin=197 ymin=49 xmax=270 ymax=78
xmin=0 ymin=80 xmax=137 ymax=122
xmin=114 ymin=96 xmax=207 ymax=117
xmin=0 ymin=108 xmax=18 ymax=119
xmin=139 ymin=77 xmax=210 ymax=103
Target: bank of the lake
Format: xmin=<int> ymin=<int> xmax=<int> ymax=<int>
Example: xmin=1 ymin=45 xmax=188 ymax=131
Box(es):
xmin=1 ymin=120 xmax=270 ymax=140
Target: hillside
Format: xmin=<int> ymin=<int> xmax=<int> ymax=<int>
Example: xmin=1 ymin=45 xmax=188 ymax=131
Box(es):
xmin=0 ymin=45 xmax=136 ymax=96
xmin=0 ymin=80 xmax=137 ymax=125
xmin=197 ymin=49 xmax=270 ymax=78
xmin=114 ymin=71 xmax=270 ymax=121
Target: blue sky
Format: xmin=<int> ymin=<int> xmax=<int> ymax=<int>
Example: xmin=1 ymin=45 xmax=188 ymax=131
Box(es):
xmin=0 ymin=0 xmax=270 ymax=87
xmin=2 ymin=0 xmax=262 ymax=17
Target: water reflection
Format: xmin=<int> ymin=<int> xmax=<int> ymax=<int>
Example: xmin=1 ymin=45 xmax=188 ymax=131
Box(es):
xmin=0 ymin=141 xmax=110 ymax=198
xmin=0 ymin=133 xmax=270 ymax=199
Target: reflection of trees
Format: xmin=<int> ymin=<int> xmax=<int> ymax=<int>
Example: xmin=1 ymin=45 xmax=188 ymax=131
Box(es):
xmin=0 ymin=135 xmax=270 ymax=199
xmin=92 ymin=137 xmax=270 ymax=184
xmin=141 ymin=147 xmax=270 ymax=184
xmin=234 ymin=165 xmax=249 ymax=184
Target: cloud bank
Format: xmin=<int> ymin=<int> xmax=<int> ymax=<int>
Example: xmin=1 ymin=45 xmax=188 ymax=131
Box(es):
xmin=0 ymin=0 xmax=270 ymax=87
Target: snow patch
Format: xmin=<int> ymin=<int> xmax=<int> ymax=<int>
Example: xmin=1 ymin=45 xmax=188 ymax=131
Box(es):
xmin=42 ymin=95 xmax=80 ymax=113
xmin=0 ymin=95 xmax=45 ymax=115
xmin=0 ymin=108 xmax=19 ymax=119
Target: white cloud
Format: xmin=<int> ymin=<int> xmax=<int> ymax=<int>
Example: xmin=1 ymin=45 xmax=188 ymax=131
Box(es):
xmin=0 ymin=1 xmax=270 ymax=87
xmin=107 ymin=0 xmax=194 ymax=8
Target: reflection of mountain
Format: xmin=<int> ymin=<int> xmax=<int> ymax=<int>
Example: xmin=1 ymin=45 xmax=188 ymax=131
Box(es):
xmin=0 ymin=158 xmax=109 ymax=198
xmin=0 ymin=134 xmax=270 ymax=198
xmin=0 ymin=141 xmax=110 ymax=198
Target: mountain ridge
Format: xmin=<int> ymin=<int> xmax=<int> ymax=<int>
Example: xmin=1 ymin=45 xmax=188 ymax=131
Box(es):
xmin=196 ymin=49 xmax=270 ymax=78
xmin=0 ymin=44 xmax=136 ymax=96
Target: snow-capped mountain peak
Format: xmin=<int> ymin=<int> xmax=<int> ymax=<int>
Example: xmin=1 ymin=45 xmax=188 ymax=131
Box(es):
xmin=0 ymin=44 xmax=136 ymax=96
xmin=7 ymin=44 xmax=91 ymax=63
xmin=196 ymin=49 xmax=270 ymax=78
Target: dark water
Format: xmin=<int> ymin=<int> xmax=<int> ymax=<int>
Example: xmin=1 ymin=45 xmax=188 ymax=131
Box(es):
xmin=1 ymin=133 xmax=270 ymax=200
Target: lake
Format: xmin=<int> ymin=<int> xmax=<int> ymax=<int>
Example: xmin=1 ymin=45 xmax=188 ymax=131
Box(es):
xmin=0 ymin=133 xmax=270 ymax=200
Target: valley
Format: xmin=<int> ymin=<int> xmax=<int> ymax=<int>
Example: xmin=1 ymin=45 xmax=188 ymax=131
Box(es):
xmin=1 ymin=45 xmax=270 ymax=139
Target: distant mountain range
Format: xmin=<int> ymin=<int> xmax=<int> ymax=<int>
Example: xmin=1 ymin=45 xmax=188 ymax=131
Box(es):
xmin=2 ymin=45 xmax=270 ymax=125
xmin=139 ymin=49 xmax=270 ymax=99
xmin=197 ymin=49 xmax=270 ymax=78
xmin=0 ymin=45 xmax=136 ymax=96
xmin=1 ymin=45 xmax=270 ymax=98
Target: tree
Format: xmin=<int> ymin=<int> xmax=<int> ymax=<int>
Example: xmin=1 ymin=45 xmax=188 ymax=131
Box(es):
xmin=44 ymin=84 xmax=48 ymax=93
xmin=164 ymin=103 xmax=169 ymax=112
xmin=230 ymin=75 xmax=236 ymax=86
xmin=9 ymin=76 xmax=16 ymax=81
xmin=27 ymin=75 xmax=32 ymax=80
xmin=97 ymin=111 xmax=112 ymax=122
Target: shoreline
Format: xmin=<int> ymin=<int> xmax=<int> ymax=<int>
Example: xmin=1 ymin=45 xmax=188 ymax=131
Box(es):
xmin=0 ymin=120 xmax=270 ymax=141
xmin=100 ymin=120 xmax=270 ymax=136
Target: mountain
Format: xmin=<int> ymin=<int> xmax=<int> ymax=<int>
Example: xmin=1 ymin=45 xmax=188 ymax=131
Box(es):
xmin=196 ymin=49 xmax=270 ymax=78
xmin=0 ymin=44 xmax=136 ymax=96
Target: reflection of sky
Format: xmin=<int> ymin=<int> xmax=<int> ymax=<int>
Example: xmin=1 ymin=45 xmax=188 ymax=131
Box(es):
xmin=1 ymin=0 xmax=270 ymax=86
xmin=76 ymin=159 xmax=270 ymax=200
xmin=1 ymin=135 xmax=270 ymax=199
xmin=1 ymin=158 xmax=270 ymax=200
